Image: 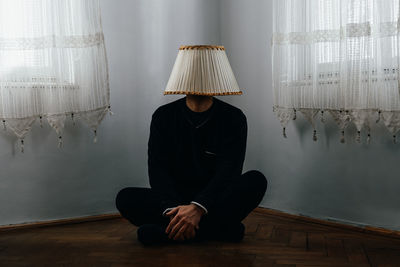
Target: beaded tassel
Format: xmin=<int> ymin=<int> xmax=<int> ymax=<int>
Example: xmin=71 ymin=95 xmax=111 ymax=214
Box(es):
xmin=313 ymin=130 xmax=317 ymax=142
xmin=71 ymin=113 xmax=75 ymax=126
xmin=394 ymin=135 xmax=397 ymax=144
xmin=2 ymin=120 xmax=6 ymax=131
xmin=93 ymin=129 xmax=98 ymax=143
xmin=356 ymin=131 xmax=361 ymax=143
xmin=376 ymin=110 xmax=381 ymax=123
xmin=39 ymin=116 xmax=43 ymax=128
xmin=58 ymin=136 xmax=63 ymax=149
xmin=340 ymin=130 xmax=345 ymax=143
xmin=320 ymin=110 xmax=325 ymax=123
xmin=20 ymin=139 xmax=24 ymax=153
xmin=293 ymin=109 xmax=297 ymax=120
xmin=367 ymin=132 xmax=371 ymax=145
xmin=108 ymin=105 xmax=114 ymax=116
xmin=282 ymin=127 xmax=287 ymax=138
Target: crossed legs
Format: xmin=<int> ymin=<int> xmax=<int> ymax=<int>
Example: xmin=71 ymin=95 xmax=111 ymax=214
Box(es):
xmin=116 ymin=170 xmax=268 ymax=243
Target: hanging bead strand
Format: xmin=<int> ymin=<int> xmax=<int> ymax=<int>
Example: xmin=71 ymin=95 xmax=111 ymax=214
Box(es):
xmin=356 ymin=131 xmax=361 ymax=143
xmin=283 ymin=127 xmax=287 ymax=139
xmin=108 ymin=105 xmax=114 ymax=116
xmin=293 ymin=109 xmax=297 ymax=120
xmin=71 ymin=113 xmax=75 ymax=126
xmin=58 ymin=136 xmax=63 ymax=149
xmin=340 ymin=130 xmax=345 ymax=143
xmin=376 ymin=110 xmax=381 ymax=123
xmin=93 ymin=129 xmax=98 ymax=143
xmin=20 ymin=139 xmax=24 ymax=153
xmin=313 ymin=129 xmax=318 ymax=142
xmin=2 ymin=120 xmax=6 ymax=131
xmin=320 ymin=110 xmax=325 ymax=123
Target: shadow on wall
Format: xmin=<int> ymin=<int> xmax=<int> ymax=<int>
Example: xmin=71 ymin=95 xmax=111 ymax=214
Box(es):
xmin=288 ymin=114 xmax=400 ymax=230
xmin=0 ymin=130 xmax=18 ymax=156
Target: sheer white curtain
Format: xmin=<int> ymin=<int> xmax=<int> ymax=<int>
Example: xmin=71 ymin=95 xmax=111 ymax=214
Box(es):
xmin=272 ymin=0 xmax=400 ymax=143
xmin=0 ymin=0 xmax=110 ymax=150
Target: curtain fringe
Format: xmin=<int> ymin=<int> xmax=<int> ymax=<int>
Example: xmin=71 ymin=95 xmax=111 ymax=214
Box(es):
xmin=274 ymin=107 xmax=400 ymax=144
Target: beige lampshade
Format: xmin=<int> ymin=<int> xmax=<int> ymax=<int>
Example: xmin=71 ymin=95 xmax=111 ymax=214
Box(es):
xmin=164 ymin=45 xmax=243 ymax=96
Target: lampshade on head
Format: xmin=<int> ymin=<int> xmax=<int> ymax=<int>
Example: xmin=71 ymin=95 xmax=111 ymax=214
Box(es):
xmin=164 ymin=45 xmax=243 ymax=96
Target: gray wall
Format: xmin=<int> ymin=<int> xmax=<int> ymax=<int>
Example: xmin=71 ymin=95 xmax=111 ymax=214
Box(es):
xmin=220 ymin=0 xmax=400 ymax=230
xmin=1 ymin=0 xmax=400 ymax=231
xmin=0 ymin=0 xmax=220 ymax=226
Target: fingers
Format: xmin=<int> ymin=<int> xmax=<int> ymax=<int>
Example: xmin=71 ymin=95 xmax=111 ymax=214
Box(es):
xmin=164 ymin=205 xmax=200 ymax=241
xmin=185 ymin=226 xmax=196 ymax=240
xmin=168 ymin=221 xmax=197 ymax=241
xmin=176 ymin=225 xmax=196 ymax=241
xmin=169 ymin=220 xmax=185 ymax=240
xmin=166 ymin=207 xmax=179 ymax=217
xmin=174 ymin=224 xmax=187 ymax=241
xmin=183 ymin=229 xmax=190 ymax=240
xmin=166 ymin=221 xmax=173 ymax=235
xmin=182 ymin=225 xmax=191 ymax=240
xmin=166 ymin=212 xmax=181 ymax=234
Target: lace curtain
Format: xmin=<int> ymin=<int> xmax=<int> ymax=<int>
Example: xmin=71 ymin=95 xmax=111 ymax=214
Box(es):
xmin=0 ymin=0 xmax=110 ymax=151
xmin=272 ymin=0 xmax=400 ymax=143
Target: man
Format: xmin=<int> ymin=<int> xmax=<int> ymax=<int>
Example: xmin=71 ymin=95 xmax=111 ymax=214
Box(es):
xmin=116 ymin=95 xmax=267 ymax=245
xmin=116 ymin=45 xmax=267 ymax=245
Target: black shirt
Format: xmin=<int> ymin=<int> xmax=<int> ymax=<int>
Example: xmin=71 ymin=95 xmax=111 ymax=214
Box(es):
xmin=183 ymin=100 xmax=214 ymax=128
xmin=148 ymin=97 xmax=247 ymax=212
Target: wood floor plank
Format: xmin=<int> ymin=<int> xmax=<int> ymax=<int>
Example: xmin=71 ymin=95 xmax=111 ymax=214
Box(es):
xmin=289 ymin=231 xmax=307 ymax=248
xmin=363 ymin=247 xmax=400 ymax=266
xmin=307 ymin=232 xmax=327 ymax=255
xmin=270 ymin=227 xmax=291 ymax=244
xmin=255 ymin=223 xmax=274 ymax=240
xmin=326 ymin=238 xmax=347 ymax=259
xmin=343 ymin=240 xmax=370 ymax=265
xmin=1 ymin=212 xmax=400 ymax=266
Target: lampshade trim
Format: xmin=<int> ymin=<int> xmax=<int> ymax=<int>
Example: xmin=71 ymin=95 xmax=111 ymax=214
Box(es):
xmin=164 ymin=91 xmax=243 ymax=96
xmin=179 ymin=45 xmax=225 ymax=50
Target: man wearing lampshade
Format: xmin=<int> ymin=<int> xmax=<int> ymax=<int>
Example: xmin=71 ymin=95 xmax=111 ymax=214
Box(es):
xmin=116 ymin=45 xmax=268 ymax=245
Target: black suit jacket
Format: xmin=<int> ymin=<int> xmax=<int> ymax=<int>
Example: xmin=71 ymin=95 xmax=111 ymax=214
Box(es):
xmin=148 ymin=97 xmax=247 ymax=213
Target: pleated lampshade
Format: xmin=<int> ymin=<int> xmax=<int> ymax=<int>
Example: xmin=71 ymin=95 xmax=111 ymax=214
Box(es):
xmin=165 ymin=45 xmax=243 ymax=96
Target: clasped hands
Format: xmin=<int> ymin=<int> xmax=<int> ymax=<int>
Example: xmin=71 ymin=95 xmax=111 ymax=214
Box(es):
xmin=165 ymin=203 xmax=205 ymax=241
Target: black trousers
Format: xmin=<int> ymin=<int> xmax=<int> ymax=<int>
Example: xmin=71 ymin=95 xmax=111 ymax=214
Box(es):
xmin=115 ymin=170 xmax=268 ymax=231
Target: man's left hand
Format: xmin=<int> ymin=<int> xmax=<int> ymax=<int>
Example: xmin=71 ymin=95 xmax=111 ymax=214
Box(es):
xmin=165 ymin=204 xmax=205 ymax=241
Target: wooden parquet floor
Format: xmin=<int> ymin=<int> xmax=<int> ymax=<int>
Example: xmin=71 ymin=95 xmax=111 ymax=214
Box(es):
xmin=1 ymin=209 xmax=400 ymax=267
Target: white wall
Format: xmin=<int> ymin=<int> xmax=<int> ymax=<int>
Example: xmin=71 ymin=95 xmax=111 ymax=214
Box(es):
xmin=0 ymin=0 xmax=220 ymax=226
xmin=2 ymin=0 xmax=400 ymax=232
xmin=220 ymin=0 xmax=400 ymax=230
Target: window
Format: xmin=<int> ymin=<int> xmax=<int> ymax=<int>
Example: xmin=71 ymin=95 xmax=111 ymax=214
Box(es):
xmin=0 ymin=0 xmax=110 ymax=151
xmin=272 ymin=0 xmax=400 ymax=143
